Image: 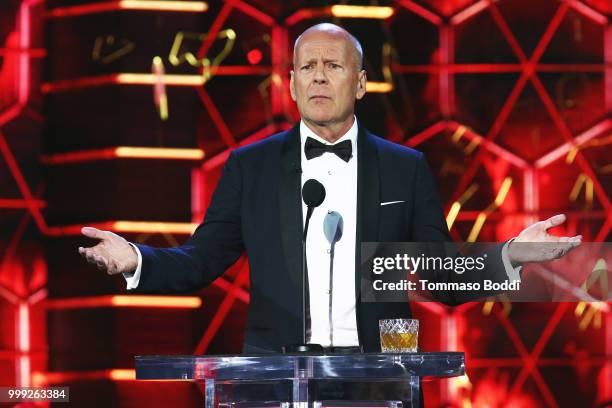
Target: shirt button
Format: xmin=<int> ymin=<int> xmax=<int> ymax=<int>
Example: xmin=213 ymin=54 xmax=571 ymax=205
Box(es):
xmin=328 ymin=170 xmax=332 ymax=175
xmin=326 ymin=249 xmax=331 ymax=254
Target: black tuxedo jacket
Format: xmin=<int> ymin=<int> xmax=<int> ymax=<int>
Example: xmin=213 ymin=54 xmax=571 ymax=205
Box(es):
xmin=132 ymin=124 xmax=505 ymax=352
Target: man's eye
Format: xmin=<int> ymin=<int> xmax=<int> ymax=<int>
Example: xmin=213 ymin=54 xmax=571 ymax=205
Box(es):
xmin=301 ymin=64 xmax=313 ymax=70
xmin=329 ymin=63 xmax=341 ymax=69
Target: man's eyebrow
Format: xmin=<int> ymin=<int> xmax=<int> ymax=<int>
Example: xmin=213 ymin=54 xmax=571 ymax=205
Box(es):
xmin=299 ymin=58 xmax=342 ymax=65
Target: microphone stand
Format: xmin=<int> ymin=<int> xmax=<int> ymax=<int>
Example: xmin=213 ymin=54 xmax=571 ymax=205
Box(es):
xmin=328 ymin=241 xmax=335 ymax=347
xmin=302 ymin=206 xmax=313 ymax=345
xmin=323 ymin=211 xmax=343 ymax=348
xmin=282 ymin=178 xmax=325 ymax=354
xmin=283 ymin=205 xmax=323 ymax=353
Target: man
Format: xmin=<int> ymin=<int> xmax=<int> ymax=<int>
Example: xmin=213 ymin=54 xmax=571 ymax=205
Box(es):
xmin=79 ymin=23 xmax=581 ymax=353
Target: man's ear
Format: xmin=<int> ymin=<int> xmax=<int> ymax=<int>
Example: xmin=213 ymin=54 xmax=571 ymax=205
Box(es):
xmin=356 ymin=69 xmax=367 ymax=100
xmin=289 ymin=70 xmax=296 ymax=101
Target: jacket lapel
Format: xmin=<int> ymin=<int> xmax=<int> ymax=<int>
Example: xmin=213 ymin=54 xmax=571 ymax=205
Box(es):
xmin=355 ymin=127 xmax=380 ymax=301
xmin=277 ymin=124 xmax=304 ymax=335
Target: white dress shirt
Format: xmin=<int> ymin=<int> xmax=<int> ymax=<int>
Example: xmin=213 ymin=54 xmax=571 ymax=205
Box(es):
xmin=300 ymin=118 xmax=360 ymax=347
xmin=124 ymin=117 xmax=521 ymax=347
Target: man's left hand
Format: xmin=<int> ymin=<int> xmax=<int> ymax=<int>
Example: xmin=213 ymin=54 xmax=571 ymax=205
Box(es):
xmin=507 ymin=214 xmax=582 ymax=267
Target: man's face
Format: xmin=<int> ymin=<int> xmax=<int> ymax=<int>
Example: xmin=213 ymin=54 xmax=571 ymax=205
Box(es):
xmin=290 ymin=31 xmax=366 ymax=127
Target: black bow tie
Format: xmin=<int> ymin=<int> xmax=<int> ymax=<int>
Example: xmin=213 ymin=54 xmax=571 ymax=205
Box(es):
xmin=304 ymin=137 xmax=352 ymax=162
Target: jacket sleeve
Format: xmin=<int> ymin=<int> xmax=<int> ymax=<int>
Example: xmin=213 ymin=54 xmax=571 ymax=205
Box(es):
xmin=411 ymin=153 xmax=453 ymax=243
xmin=129 ymin=150 xmax=245 ymax=294
xmin=410 ymin=153 xmax=509 ymax=305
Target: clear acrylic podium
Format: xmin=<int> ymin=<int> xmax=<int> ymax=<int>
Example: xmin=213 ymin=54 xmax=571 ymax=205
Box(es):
xmin=136 ymin=352 xmax=464 ymax=408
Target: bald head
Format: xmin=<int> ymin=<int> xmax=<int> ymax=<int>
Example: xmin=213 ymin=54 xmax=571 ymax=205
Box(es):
xmin=293 ymin=23 xmax=363 ymax=71
xmin=289 ymin=22 xmax=367 ymax=141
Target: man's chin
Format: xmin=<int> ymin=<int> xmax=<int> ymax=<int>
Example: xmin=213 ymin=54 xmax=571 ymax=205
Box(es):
xmin=307 ymin=119 xmax=333 ymax=127
xmin=304 ymin=113 xmax=335 ymax=126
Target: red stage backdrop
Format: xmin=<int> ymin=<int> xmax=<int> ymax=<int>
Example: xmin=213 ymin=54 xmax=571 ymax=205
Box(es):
xmin=0 ymin=0 xmax=610 ymax=406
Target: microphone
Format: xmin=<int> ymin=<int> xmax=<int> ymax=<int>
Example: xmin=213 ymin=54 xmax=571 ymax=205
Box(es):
xmin=302 ymin=179 xmax=326 ymax=206
xmin=323 ymin=211 xmax=343 ymax=245
xmin=323 ymin=211 xmax=343 ymax=346
xmin=286 ymin=179 xmax=326 ymax=352
xmin=302 ymin=179 xmax=326 ymax=240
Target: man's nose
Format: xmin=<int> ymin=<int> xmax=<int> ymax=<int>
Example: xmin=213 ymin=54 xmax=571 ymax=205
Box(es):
xmin=313 ymin=64 xmax=327 ymax=84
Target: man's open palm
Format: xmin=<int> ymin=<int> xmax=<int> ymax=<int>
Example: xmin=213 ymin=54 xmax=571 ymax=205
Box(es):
xmin=78 ymin=227 xmax=138 ymax=275
xmin=508 ymin=214 xmax=582 ymax=266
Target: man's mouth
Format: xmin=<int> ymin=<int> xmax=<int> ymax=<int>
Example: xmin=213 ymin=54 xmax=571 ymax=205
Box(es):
xmin=309 ymin=95 xmax=330 ymax=100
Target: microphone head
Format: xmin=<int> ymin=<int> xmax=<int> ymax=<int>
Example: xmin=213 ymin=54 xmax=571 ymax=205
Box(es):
xmin=324 ymin=211 xmax=343 ymax=244
xmin=302 ymin=179 xmax=326 ymax=208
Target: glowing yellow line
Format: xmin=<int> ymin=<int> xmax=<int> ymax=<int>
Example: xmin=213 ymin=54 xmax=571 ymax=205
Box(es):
xmin=119 ymin=1 xmax=207 ymax=12
xmin=569 ymin=173 xmax=588 ymax=201
xmin=117 ymin=73 xmax=204 ymax=86
xmin=467 ymin=213 xmax=487 ymax=242
xmin=494 ymin=177 xmax=513 ymax=207
xmin=446 ymin=184 xmax=479 ymax=230
xmin=49 ymin=1 xmax=208 ymax=17
xmin=575 ymin=301 xmax=586 ymax=316
xmin=446 ymin=202 xmax=461 ymax=230
xmin=111 ymin=295 xmax=201 ymax=308
xmin=330 ymin=5 xmax=394 ymax=19
xmin=112 ymin=221 xmax=198 ymax=234
xmin=46 ymin=295 xmax=202 ymax=309
xmin=461 ymin=184 xmax=479 ymax=203
xmin=366 ymin=81 xmax=393 ymax=93
xmin=566 ymin=147 xmax=578 ymax=164
xmin=585 ymin=178 xmax=593 ymax=206
xmin=482 ymin=301 xmax=494 ymax=315
xmin=464 ymin=138 xmax=480 ymax=154
xmin=114 ymin=147 xmax=204 ymax=160
xmin=109 ymin=369 xmax=136 ymax=380
xmin=451 ymin=126 xmax=467 ymax=143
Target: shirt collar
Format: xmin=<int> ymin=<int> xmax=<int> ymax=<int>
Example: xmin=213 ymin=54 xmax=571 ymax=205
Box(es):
xmin=300 ymin=116 xmax=358 ymax=154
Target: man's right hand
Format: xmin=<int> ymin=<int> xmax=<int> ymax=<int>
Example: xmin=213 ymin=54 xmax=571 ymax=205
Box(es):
xmin=78 ymin=227 xmax=138 ymax=275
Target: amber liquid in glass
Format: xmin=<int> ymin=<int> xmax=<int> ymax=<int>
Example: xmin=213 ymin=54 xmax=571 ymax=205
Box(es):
xmin=380 ymin=332 xmax=418 ymax=352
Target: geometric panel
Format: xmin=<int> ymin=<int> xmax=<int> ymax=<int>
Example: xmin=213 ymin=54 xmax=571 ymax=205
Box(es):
xmin=455 ymin=73 xmax=520 ymax=133
xmin=541 ymin=8 xmax=605 ymax=63
xmin=497 ymin=0 xmax=562 ymax=56
xmin=537 ymin=72 xmax=606 ymax=134
xmin=454 ymin=8 xmax=519 ymax=63
xmin=497 ymin=83 xmax=566 ymax=161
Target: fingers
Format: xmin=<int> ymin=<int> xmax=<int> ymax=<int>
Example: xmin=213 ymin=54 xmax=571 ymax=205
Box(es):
xmin=79 ymin=246 xmax=97 ymax=266
xmin=549 ymin=235 xmax=582 ymax=260
xmin=553 ymin=243 xmax=573 ymax=259
xmin=78 ymin=246 xmax=112 ymax=274
xmin=556 ymin=235 xmax=582 ymax=245
xmin=81 ymin=226 xmax=107 ymax=240
xmin=544 ymin=214 xmax=566 ymax=230
xmin=106 ymin=258 xmax=119 ymax=275
xmin=94 ymin=254 xmax=107 ymax=271
xmin=566 ymin=236 xmax=582 ymax=252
